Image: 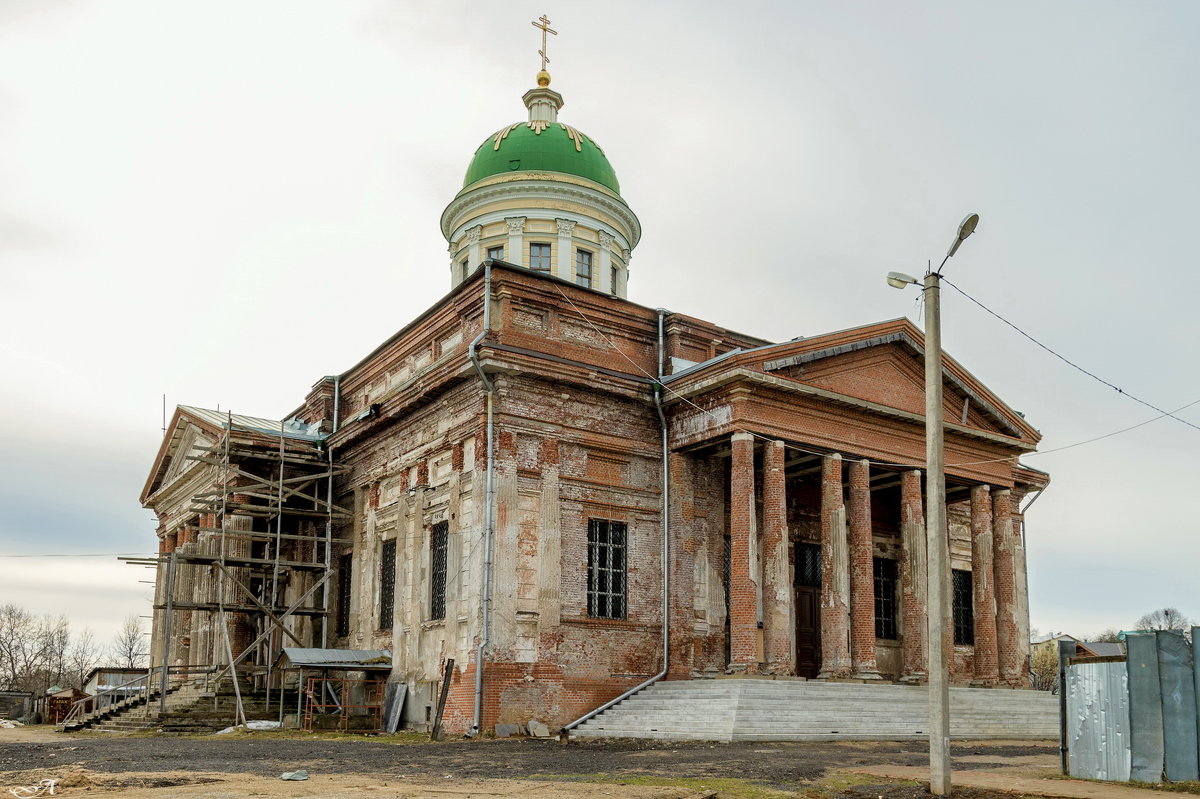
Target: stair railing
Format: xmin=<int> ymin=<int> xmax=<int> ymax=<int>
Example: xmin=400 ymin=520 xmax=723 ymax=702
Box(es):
xmin=58 ymin=672 xmax=151 ymax=728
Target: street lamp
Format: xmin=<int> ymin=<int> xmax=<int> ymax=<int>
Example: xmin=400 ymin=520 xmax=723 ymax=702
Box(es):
xmin=888 ymin=213 xmax=979 ymax=797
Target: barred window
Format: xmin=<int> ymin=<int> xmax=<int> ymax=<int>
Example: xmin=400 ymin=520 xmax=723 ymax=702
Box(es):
xmin=530 ymin=242 xmax=551 ymax=272
xmin=575 ymin=249 xmax=592 ymax=287
xmin=336 ymin=553 xmax=352 ymax=637
xmin=952 ymin=569 xmax=974 ymax=645
xmin=610 ymin=265 xmax=619 ymax=294
xmin=430 ymin=522 xmax=448 ymax=621
xmin=486 ymin=245 xmax=504 ymax=261
xmin=795 ymin=543 xmax=822 ymax=587
xmin=587 ymin=519 xmax=626 ymax=619
xmin=873 ymin=557 xmax=898 ymax=640
xmin=379 ymin=539 xmax=396 ymax=631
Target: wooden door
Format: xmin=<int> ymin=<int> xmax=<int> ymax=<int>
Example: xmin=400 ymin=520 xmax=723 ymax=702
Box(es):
xmin=794 ymin=542 xmax=822 ymax=678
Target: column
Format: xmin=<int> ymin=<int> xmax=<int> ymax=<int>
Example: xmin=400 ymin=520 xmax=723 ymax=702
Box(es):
xmin=728 ymin=432 xmax=758 ymax=672
xmin=848 ymin=459 xmax=882 ymax=679
xmin=555 ymin=218 xmax=576 ymax=280
xmin=761 ymin=440 xmax=794 ymax=675
xmin=818 ymin=454 xmax=851 ymax=679
xmin=899 ymin=470 xmax=926 ymax=682
xmin=992 ymin=488 xmax=1021 ymax=685
xmin=466 ymin=225 xmax=482 ymax=272
xmin=505 ymin=217 xmax=526 ymax=267
xmin=597 ymin=231 xmax=614 ymax=293
xmin=970 ymin=485 xmax=999 ymax=685
xmin=1012 ymin=498 xmax=1032 ymax=684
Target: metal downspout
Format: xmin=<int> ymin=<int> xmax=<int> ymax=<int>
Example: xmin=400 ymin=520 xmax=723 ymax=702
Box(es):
xmin=321 ymin=374 xmax=340 ymax=648
xmin=469 ymin=261 xmax=495 ymax=736
xmin=561 ymin=307 xmax=671 ymax=738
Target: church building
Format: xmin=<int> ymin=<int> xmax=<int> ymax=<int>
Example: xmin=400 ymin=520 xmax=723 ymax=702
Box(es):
xmin=141 ymin=26 xmax=1047 ymax=736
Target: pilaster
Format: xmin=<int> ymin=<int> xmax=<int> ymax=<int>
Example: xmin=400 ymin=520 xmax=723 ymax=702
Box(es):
xmin=505 ymin=217 xmax=526 ymax=268
xmin=466 ymin=225 xmax=482 ymax=272
xmin=555 ymin=218 xmax=576 ymax=280
xmin=598 ymin=231 xmax=615 ymax=293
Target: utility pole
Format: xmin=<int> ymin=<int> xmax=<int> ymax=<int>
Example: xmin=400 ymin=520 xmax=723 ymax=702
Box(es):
xmin=924 ymin=268 xmax=951 ymax=795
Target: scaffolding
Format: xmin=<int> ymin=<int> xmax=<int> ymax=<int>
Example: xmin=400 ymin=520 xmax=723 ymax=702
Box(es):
xmin=149 ymin=412 xmax=352 ymax=724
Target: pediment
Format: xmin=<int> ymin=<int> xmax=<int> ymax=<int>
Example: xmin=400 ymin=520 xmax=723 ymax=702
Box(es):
xmin=762 ymin=329 xmax=1028 ymax=440
xmin=141 ymin=408 xmax=222 ymax=504
xmin=159 ymin=423 xmax=214 ymax=489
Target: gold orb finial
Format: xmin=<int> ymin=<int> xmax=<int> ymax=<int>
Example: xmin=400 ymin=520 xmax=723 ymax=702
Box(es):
xmin=536 ymin=70 xmax=551 ymax=87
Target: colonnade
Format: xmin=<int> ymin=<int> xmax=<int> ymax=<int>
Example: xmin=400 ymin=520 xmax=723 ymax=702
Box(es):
xmin=725 ymin=432 xmax=1027 ymax=685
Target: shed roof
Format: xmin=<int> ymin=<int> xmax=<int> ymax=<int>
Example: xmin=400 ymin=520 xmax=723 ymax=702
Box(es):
xmin=274 ymin=648 xmax=392 ymax=670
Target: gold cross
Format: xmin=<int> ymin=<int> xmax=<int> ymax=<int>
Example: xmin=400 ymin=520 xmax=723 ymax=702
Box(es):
xmin=531 ymin=14 xmax=557 ymax=72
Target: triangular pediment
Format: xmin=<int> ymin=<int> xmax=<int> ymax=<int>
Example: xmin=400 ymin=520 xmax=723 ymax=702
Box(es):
xmin=159 ymin=423 xmax=214 ymax=489
xmin=759 ymin=322 xmax=1035 ymax=441
xmin=141 ymin=407 xmax=223 ymax=505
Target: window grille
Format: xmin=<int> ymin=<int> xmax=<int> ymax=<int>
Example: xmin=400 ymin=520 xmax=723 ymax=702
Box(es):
xmin=430 ymin=522 xmax=448 ymax=621
xmin=379 ymin=539 xmax=396 ymax=630
xmin=486 ymin=245 xmax=504 ymax=261
xmin=952 ymin=569 xmax=974 ymax=645
xmin=795 ymin=543 xmax=822 ymax=587
xmin=873 ymin=557 xmax=898 ymax=639
xmin=587 ymin=519 xmax=627 ymax=619
xmin=336 ymin=553 xmax=352 ymax=637
xmin=529 ymin=242 xmax=551 ymax=272
xmin=575 ymin=249 xmax=592 ymax=287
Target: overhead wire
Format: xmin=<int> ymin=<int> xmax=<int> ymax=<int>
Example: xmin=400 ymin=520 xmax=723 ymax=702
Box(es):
xmin=549 ymin=281 xmax=1194 ymax=473
xmin=940 ymin=275 xmax=1200 ymax=433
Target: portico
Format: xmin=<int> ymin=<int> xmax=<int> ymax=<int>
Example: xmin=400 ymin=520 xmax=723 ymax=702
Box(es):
xmin=662 ymin=318 xmax=1045 ymax=685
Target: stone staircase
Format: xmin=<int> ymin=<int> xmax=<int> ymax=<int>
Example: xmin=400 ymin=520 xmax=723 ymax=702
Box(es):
xmin=569 ymin=678 xmax=1058 ymax=742
xmin=61 ymin=677 xmax=274 ymax=735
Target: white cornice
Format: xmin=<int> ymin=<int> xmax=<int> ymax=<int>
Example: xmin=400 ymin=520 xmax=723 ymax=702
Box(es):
xmin=441 ymin=178 xmax=641 ymax=248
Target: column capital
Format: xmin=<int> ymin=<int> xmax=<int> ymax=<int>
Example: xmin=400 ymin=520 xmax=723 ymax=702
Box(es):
xmin=555 ymin=217 xmax=577 ymax=236
xmin=504 ymin=216 xmax=527 ymax=234
xmin=465 ymin=225 xmax=482 ymax=243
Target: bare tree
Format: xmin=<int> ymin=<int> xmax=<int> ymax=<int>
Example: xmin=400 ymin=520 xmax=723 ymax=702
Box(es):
xmin=0 ymin=604 xmax=38 ymax=691
xmin=1134 ymin=607 xmax=1192 ymax=637
xmin=0 ymin=606 xmax=76 ymax=693
xmin=110 ymin=614 xmax=147 ymax=668
xmin=67 ymin=628 xmax=102 ymax=690
xmin=1089 ymin=628 xmax=1122 ymax=643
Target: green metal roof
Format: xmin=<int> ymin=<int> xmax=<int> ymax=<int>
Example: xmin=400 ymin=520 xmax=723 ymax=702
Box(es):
xmin=463 ymin=122 xmax=620 ymax=194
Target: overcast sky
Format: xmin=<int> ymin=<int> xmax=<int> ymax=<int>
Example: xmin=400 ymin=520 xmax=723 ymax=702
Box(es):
xmin=1 ymin=1 xmax=1196 ymax=648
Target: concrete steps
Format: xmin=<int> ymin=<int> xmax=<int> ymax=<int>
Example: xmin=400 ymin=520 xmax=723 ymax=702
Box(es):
xmin=64 ymin=677 xmax=269 ymax=735
xmin=570 ymin=679 xmax=1058 ymax=742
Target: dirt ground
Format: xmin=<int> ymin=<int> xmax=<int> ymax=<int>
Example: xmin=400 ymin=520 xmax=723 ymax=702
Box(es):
xmin=0 ymin=725 xmax=1137 ymax=799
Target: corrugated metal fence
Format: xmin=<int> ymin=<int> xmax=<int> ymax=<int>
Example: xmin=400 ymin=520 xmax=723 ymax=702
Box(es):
xmin=1066 ymin=627 xmax=1199 ymax=783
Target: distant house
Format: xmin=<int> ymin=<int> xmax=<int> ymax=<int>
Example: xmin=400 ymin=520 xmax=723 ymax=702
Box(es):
xmin=1031 ymin=633 xmax=1124 ymax=659
xmin=83 ymin=667 xmax=147 ymax=712
xmin=39 ymin=687 xmax=89 ymax=725
xmin=0 ymin=691 xmax=32 ymax=720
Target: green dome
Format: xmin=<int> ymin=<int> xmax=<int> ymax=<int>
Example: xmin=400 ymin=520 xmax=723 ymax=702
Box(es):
xmin=463 ymin=123 xmax=620 ymax=194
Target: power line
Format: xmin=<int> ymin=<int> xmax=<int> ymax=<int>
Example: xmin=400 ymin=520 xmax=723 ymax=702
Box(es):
xmin=940 ymin=275 xmax=1200 ymax=433
xmin=549 ymin=282 xmax=1195 ymax=470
